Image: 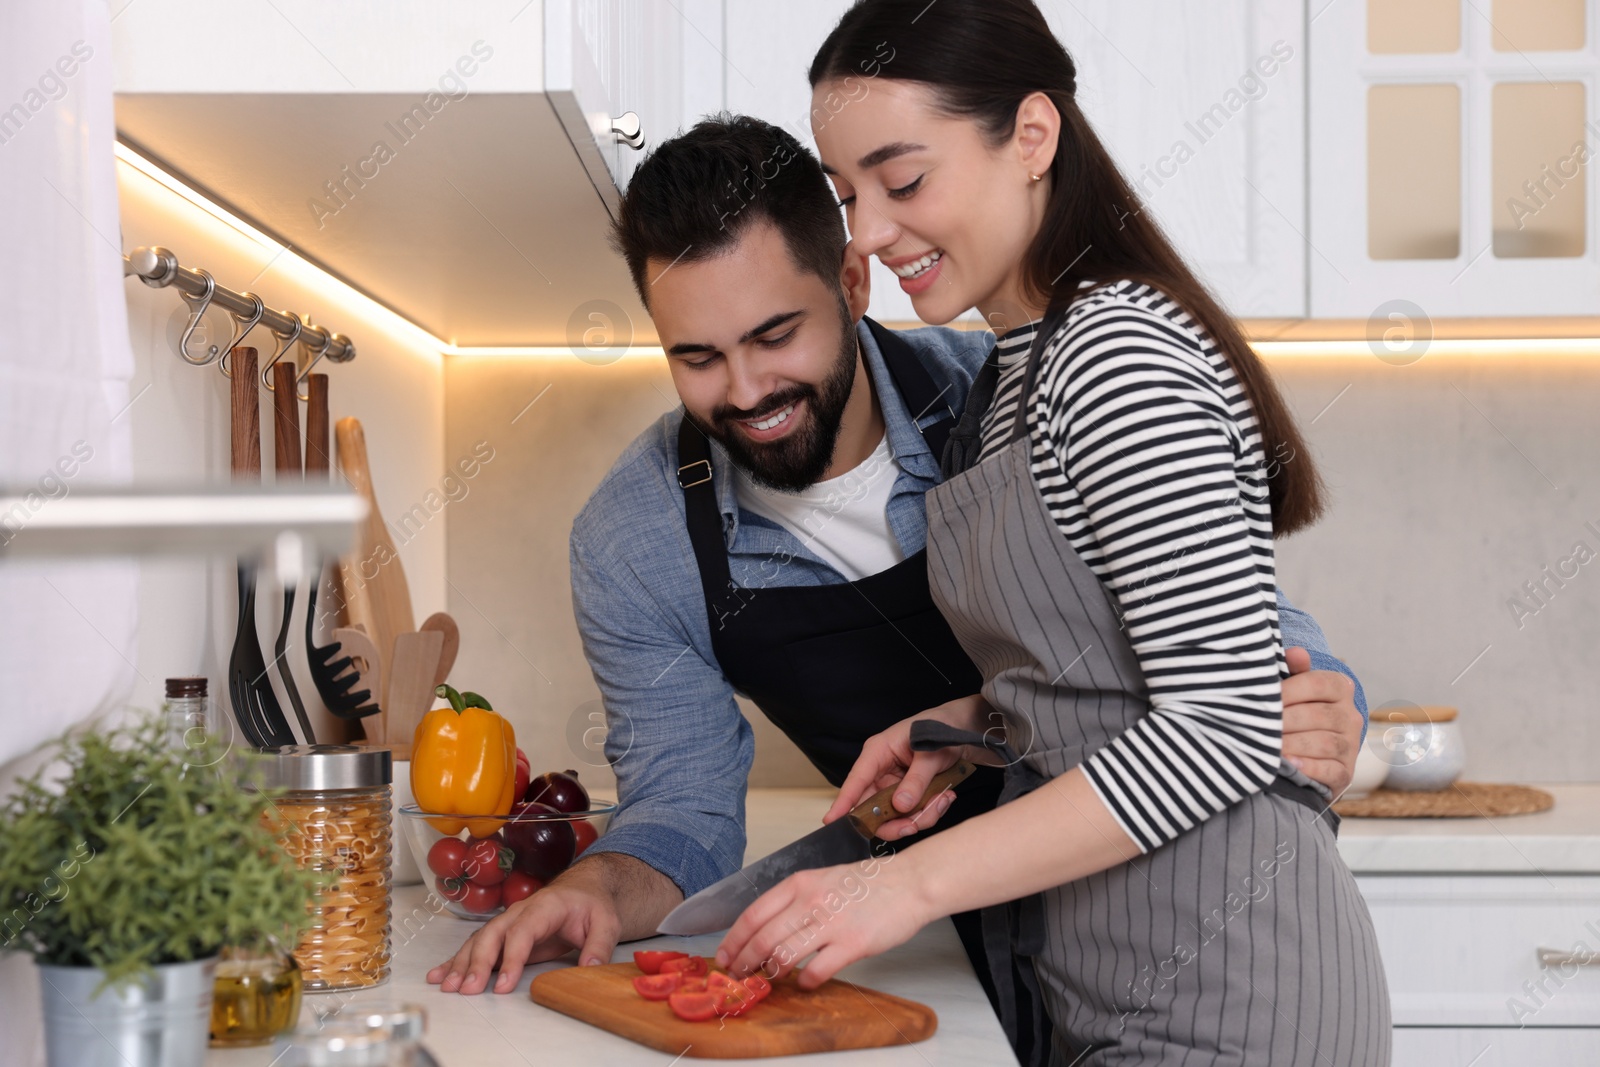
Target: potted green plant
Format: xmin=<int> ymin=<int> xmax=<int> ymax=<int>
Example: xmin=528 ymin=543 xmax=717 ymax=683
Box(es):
xmin=0 ymin=717 xmax=319 ymax=1067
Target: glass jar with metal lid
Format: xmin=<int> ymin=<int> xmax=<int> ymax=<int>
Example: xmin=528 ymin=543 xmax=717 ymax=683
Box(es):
xmin=252 ymin=745 xmax=393 ymax=991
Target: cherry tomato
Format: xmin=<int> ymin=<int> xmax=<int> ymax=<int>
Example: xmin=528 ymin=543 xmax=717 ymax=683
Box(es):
xmin=501 ymin=871 xmax=542 ymax=906
xmin=631 ymin=973 xmax=683 ymax=1000
xmin=460 ymin=880 xmax=502 ymax=914
xmin=426 ymin=837 xmax=469 ymax=880
xmin=463 ymin=837 xmax=512 ymax=886
xmin=513 ymin=748 xmax=531 ymax=803
xmin=667 ymin=991 xmax=720 ymax=1022
xmin=436 ymin=876 xmax=469 ymax=902
xmin=572 ymin=820 xmax=599 ymax=856
xmin=633 ymin=950 xmax=688 ymax=975
xmin=659 ymin=955 xmax=708 ymax=977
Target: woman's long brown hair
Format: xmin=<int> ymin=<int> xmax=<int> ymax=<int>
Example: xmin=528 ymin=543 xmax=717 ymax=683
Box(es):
xmin=811 ymin=0 xmax=1325 ymax=535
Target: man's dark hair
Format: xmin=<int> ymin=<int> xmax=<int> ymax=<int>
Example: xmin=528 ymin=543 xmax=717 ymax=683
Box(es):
xmin=610 ymin=113 xmax=848 ymax=308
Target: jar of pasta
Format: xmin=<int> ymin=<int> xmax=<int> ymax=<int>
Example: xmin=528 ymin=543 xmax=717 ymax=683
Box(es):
xmin=256 ymin=745 xmax=394 ymax=992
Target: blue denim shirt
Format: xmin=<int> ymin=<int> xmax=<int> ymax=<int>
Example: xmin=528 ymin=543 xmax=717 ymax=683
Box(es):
xmin=571 ymin=320 xmax=1367 ymax=897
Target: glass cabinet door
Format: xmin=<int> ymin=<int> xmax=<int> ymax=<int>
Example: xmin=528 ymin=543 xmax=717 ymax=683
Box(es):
xmin=1310 ymin=0 xmax=1598 ymax=317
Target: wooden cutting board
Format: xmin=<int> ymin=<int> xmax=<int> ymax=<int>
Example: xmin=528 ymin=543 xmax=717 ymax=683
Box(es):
xmin=334 ymin=416 xmax=415 ymax=740
xmin=529 ymin=962 xmax=937 ymax=1059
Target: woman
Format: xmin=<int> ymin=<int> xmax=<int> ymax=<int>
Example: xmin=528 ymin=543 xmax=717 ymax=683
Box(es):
xmin=714 ymin=3 xmax=1390 ymax=1064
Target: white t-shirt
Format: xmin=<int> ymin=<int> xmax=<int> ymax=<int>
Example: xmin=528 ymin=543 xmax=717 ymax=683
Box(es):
xmin=734 ymin=433 xmax=905 ymax=581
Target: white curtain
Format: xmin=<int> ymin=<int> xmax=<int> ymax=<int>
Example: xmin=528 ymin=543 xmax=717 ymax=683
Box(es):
xmin=0 ymin=2 xmax=136 ymax=1061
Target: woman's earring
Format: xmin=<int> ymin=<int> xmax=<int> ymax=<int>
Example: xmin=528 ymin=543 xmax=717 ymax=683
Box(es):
xmin=1030 ymin=172 xmax=1043 ymax=182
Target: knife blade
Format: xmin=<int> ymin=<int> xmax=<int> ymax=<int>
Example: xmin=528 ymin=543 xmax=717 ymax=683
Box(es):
xmin=656 ymin=760 xmax=974 ymax=936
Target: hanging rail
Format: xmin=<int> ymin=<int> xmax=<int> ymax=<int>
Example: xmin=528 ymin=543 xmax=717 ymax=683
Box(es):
xmin=122 ymin=245 xmax=356 ymax=394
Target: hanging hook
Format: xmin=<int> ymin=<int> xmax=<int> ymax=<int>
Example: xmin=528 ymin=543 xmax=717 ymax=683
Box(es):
xmin=260 ymin=314 xmax=303 ymax=392
xmin=295 ymin=322 xmax=334 ymax=401
xmin=176 ymin=269 xmax=220 ymax=366
xmin=217 ymin=292 xmax=265 ymax=379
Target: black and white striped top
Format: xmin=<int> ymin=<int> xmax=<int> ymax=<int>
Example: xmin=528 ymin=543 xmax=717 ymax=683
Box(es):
xmin=980 ymin=280 xmax=1285 ymax=854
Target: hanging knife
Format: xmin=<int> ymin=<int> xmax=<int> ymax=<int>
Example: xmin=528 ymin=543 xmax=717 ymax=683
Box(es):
xmin=656 ymin=760 xmax=974 ymax=936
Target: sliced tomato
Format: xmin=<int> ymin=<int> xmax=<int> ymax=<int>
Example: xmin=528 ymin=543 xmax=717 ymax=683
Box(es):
xmin=659 ymin=955 xmax=708 ymax=977
xmin=633 ymin=950 xmax=689 ymax=975
xmin=705 ymin=972 xmax=738 ymax=994
xmin=743 ymin=975 xmax=772 ymax=1002
xmin=717 ymin=985 xmax=760 ymax=1018
xmin=677 ymin=977 xmax=709 ymax=994
xmin=668 ymin=990 xmax=720 ymax=1022
xmin=632 ymin=973 xmax=683 ymax=1001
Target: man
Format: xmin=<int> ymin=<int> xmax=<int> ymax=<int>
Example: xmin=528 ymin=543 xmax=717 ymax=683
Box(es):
xmin=429 ymin=115 xmax=1365 ymax=997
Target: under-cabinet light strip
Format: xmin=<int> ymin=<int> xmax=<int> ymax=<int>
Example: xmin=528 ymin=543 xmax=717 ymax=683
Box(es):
xmin=116 ymin=143 xmax=1600 ymax=363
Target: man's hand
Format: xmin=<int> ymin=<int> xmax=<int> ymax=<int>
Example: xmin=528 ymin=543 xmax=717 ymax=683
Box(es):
xmin=426 ymin=852 xmax=681 ymax=995
xmin=1281 ymin=646 xmax=1365 ymax=797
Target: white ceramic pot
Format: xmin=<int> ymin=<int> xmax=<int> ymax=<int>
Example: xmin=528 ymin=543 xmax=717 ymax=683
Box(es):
xmin=38 ymin=955 xmax=216 ymax=1067
xmin=1371 ymin=705 xmax=1466 ymax=792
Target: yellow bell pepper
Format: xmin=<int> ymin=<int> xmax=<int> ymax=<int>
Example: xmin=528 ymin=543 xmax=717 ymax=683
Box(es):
xmin=411 ymin=685 xmax=517 ymax=837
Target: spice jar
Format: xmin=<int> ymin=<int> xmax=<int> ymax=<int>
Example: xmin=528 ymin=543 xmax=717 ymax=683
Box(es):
xmin=255 ymin=745 xmax=394 ymax=991
xmin=163 ymin=676 xmax=209 ymax=754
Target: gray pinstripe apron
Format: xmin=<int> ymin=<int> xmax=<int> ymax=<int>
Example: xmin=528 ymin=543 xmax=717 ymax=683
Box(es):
xmin=916 ymin=313 xmax=1391 ymax=1066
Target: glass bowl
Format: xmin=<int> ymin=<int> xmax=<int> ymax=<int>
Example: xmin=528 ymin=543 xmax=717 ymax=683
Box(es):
xmin=397 ymin=802 xmax=615 ymax=921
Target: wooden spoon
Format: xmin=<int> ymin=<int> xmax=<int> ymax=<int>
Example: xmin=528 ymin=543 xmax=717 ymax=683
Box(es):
xmin=419 ymin=612 xmax=460 ymax=688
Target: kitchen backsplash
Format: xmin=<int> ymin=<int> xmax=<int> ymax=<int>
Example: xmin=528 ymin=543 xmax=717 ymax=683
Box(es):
xmin=446 ymin=341 xmax=1600 ymax=790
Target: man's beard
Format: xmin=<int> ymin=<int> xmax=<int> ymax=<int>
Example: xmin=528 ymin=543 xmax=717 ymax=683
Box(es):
xmin=686 ymin=314 xmax=859 ymax=493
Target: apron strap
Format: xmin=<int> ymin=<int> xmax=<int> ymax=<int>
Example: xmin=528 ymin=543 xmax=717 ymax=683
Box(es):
xmin=675 ymin=418 xmax=735 ymax=618
xmin=1009 ymin=305 xmax=1073 ymax=446
xmin=940 ymin=305 xmax=1074 ymax=480
xmin=862 ymin=316 xmax=960 ymax=459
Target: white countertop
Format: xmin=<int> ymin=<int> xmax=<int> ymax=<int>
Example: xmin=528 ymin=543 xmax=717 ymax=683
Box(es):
xmin=1336 ymin=783 xmax=1600 ymax=874
xmin=209 ymin=789 xmax=1017 ymax=1066
xmin=208 ymin=782 xmax=1600 ymax=1063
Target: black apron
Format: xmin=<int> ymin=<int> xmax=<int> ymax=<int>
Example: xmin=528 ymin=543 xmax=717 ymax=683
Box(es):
xmin=675 ymin=319 xmax=1030 ymax=1049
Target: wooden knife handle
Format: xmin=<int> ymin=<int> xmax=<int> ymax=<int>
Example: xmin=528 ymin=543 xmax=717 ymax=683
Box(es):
xmin=271 ymin=362 xmax=301 ymax=479
xmin=229 ymin=347 xmax=260 ymax=480
xmin=305 ymin=373 xmax=331 ymax=477
xmin=848 ymin=760 xmax=975 ymax=838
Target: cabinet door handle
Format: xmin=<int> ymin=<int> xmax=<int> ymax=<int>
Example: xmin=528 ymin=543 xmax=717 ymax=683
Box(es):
xmin=1538 ymin=948 xmax=1600 ymax=968
xmin=611 ymin=111 xmax=644 ymax=150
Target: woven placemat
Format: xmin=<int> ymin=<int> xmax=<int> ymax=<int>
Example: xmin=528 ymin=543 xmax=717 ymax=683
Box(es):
xmin=1334 ymin=781 xmax=1554 ymax=818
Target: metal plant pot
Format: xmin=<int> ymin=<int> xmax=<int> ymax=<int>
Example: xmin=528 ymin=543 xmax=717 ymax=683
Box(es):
xmin=37 ymin=956 xmax=217 ymax=1067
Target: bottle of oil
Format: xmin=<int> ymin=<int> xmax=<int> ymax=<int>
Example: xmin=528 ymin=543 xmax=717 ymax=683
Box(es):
xmin=209 ymin=944 xmax=303 ymax=1047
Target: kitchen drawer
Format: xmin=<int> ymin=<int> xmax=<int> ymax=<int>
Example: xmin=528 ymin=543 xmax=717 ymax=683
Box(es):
xmin=1393 ymin=1026 xmax=1600 ymax=1064
xmin=1358 ymin=875 xmax=1600 ymax=1026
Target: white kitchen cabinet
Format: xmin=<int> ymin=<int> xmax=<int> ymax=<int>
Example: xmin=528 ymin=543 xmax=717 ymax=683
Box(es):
xmin=110 ymin=0 xmax=702 ymax=346
xmin=1357 ymin=874 xmax=1600 ymax=1027
xmin=1309 ymin=0 xmax=1600 ymax=318
xmin=1341 ymin=785 xmax=1600 ymax=1059
xmin=724 ymin=0 xmax=1307 ymax=322
xmin=1393 ymin=1026 xmax=1600 ymax=1065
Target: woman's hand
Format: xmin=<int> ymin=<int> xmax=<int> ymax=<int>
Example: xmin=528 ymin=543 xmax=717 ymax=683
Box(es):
xmin=823 ymin=693 xmax=997 ymax=841
xmin=714 ymin=858 xmax=933 ymax=989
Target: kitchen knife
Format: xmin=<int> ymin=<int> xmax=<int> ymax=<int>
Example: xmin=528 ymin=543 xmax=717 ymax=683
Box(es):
xmin=656 ymin=760 xmax=975 ymax=936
